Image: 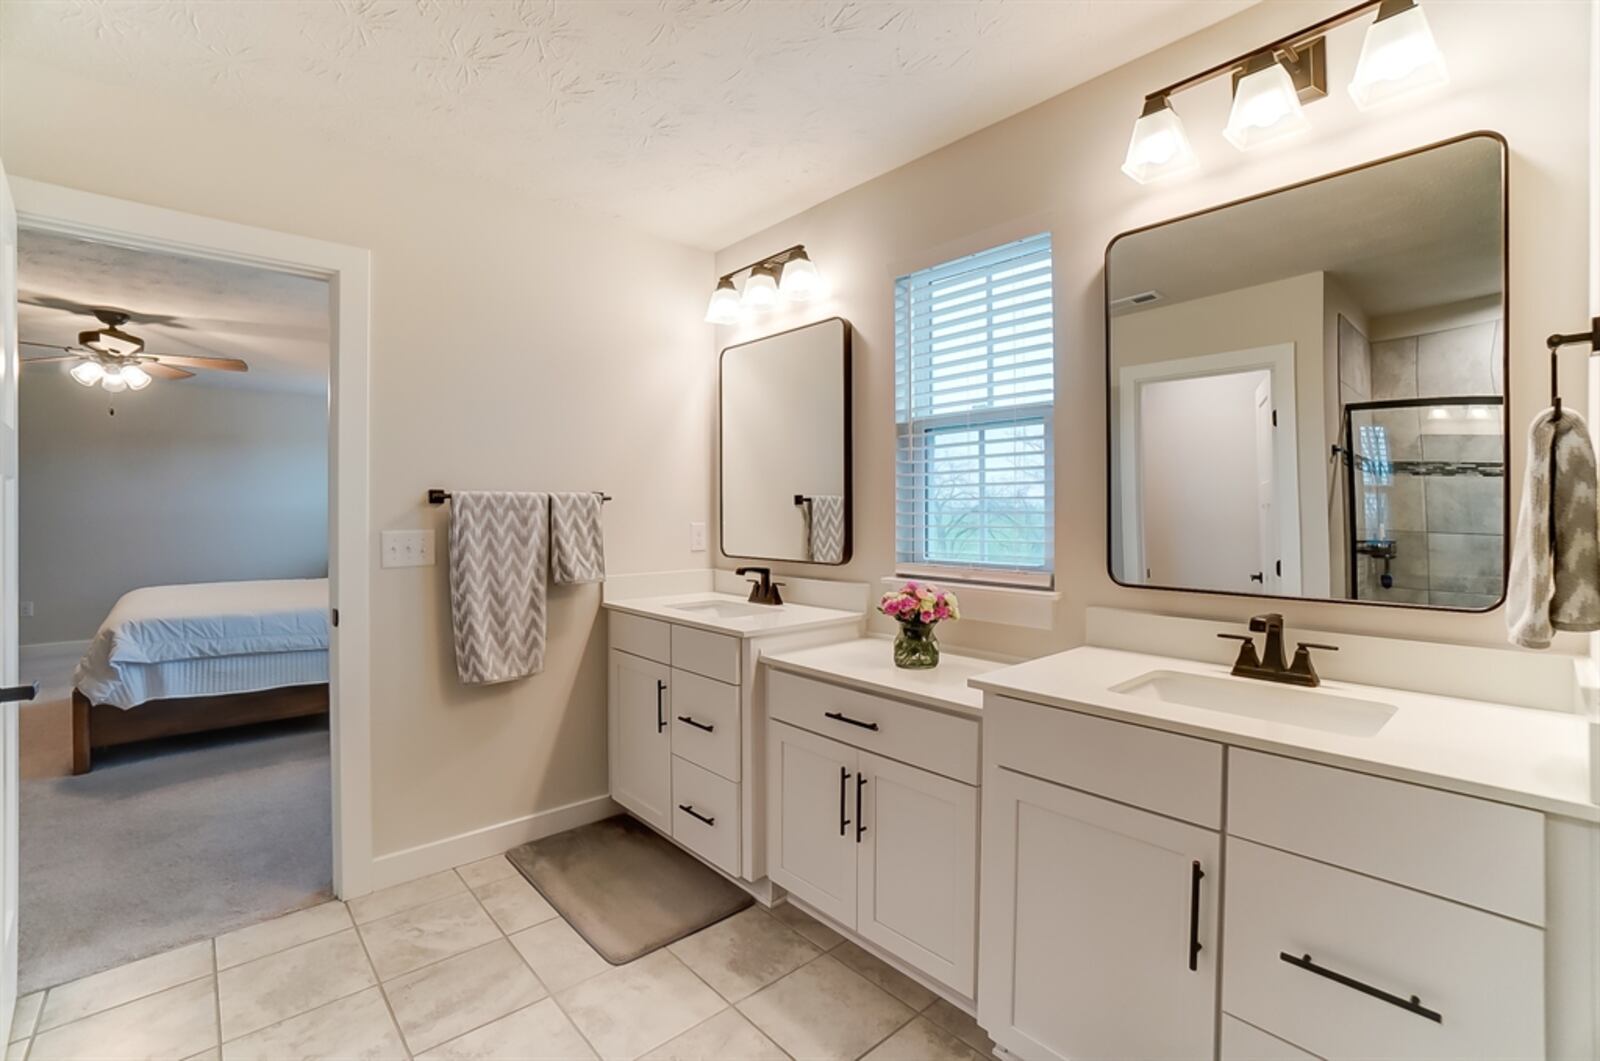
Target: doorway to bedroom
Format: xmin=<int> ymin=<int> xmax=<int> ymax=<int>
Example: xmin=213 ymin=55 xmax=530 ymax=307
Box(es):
xmin=12 ymin=229 xmax=335 ymax=994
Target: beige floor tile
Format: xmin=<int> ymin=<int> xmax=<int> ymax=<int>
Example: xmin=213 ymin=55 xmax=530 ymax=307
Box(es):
xmin=31 ymin=977 xmax=217 ymax=1061
xmin=37 ymin=938 xmax=214 ymax=1031
xmin=183 ymin=1050 xmax=222 ymax=1061
xmin=921 ymin=999 xmax=995 ymax=1059
xmin=215 ymin=901 xmax=354 ymax=970
xmin=639 ymin=1007 xmax=788 ymax=1061
xmin=221 ymin=987 xmax=406 ymax=1061
xmin=384 ymin=939 xmax=546 ymax=1054
xmin=556 ymin=950 xmax=725 ymax=1060
xmin=6 ymin=1039 xmax=28 ymax=1061
xmin=349 ymin=869 xmax=467 ymax=925
xmin=455 ymin=855 xmax=518 ymax=891
xmin=11 ymin=991 xmax=42 ymax=1042
xmin=862 ymin=1016 xmax=982 ymax=1061
xmin=359 ymin=891 xmax=502 ymax=981
xmin=470 ymin=874 xmax=558 ymax=934
xmin=768 ymin=902 xmax=844 ymax=950
xmin=508 ymin=918 xmax=611 ymax=994
xmin=738 ymin=955 xmax=914 ymax=1061
xmin=418 ymin=998 xmax=596 ymax=1061
xmin=670 ymin=907 xmax=820 ymax=1002
xmin=828 ymin=942 xmax=937 ymax=1011
xmin=218 ymin=928 xmax=377 ymax=1041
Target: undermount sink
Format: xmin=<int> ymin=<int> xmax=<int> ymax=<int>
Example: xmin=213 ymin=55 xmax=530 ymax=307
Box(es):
xmin=1112 ymin=670 xmax=1397 ymax=737
xmin=667 ymin=598 xmax=776 ymax=619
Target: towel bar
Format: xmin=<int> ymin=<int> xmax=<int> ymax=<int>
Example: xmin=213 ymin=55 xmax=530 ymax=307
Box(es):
xmin=1547 ymin=316 xmax=1600 ymax=419
xmin=427 ymin=488 xmax=612 ymax=505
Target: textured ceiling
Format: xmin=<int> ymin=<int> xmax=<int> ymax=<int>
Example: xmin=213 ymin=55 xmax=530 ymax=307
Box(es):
xmin=0 ymin=0 xmax=1251 ymax=249
xmin=18 ymin=231 xmax=330 ymax=394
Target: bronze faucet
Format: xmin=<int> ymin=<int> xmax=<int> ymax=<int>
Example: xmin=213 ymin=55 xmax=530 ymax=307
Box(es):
xmin=1218 ymin=613 xmax=1338 ymax=688
xmin=735 ymin=566 xmax=784 ymax=606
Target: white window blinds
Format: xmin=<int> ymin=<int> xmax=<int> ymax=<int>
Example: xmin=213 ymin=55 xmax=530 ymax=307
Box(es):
xmin=895 ymin=233 xmax=1054 ymax=585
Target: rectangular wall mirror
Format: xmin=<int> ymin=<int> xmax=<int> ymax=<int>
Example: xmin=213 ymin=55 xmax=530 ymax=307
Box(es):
xmin=721 ymin=317 xmax=852 ymax=564
xmin=1107 ymin=133 xmax=1508 ymax=610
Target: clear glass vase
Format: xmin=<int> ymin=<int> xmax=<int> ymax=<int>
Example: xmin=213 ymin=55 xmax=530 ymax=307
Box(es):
xmin=893 ymin=620 xmax=940 ymax=669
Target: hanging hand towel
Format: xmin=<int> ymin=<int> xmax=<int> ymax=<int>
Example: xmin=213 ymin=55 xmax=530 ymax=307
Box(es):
xmin=550 ymin=492 xmax=606 ymax=584
xmin=1508 ymin=409 xmax=1600 ymax=649
xmin=449 ymin=491 xmax=550 ymax=684
xmin=805 ymin=495 xmax=846 ymax=564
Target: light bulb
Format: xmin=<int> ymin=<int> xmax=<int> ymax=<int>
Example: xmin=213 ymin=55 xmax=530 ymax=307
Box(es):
xmin=740 ymin=265 xmax=779 ymax=311
xmin=778 ymin=252 xmax=824 ymax=301
xmin=1349 ymin=0 xmax=1448 ymax=110
xmin=1121 ymin=95 xmax=1197 ymax=184
xmin=100 ymin=366 xmax=128 ymax=393
xmin=704 ymin=278 xmax=741 ymax=325
xmin=122 ymin=364 xmax=152 ymax=391
xmin=69 ymin=360 xmax=104 ymax=387
xmin=1224 ymin=54 xmax=1310 ymax=150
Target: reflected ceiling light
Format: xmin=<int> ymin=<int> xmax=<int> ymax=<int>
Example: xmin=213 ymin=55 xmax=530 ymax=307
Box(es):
xmin=1349 ymin=0 xmax=1448 ymax=110
xmin=1121 ymin=94 xmax=1196 ymax=184
xmin=704 ymin=277 xmax=741 ymax=324
xmin=1224 ymin=52 xmax=1312 ymax=150
xmin=703 ymin=245 xmax=824 ymax=325
xmin=778 ymin=250 xmax=824 ymax=301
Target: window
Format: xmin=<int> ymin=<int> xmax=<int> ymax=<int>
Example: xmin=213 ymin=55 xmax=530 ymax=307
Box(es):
xmin=895 ymin=233 xmax=1054 ymax=586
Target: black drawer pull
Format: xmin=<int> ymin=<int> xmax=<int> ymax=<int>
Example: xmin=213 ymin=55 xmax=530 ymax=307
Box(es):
xmin=839 ymin=766 xmax=850 ymax=836
xmin=855 ymin=773 xmax=867 ymax=842
xmin=678 ymin=804 xmax=715 ymax=827
xmin=676 ymin=715 xmax=715 ymax=733
xmin=825 ymin=711 xmax=879 ymax=731
xmin=1279 ymin=952 xmax=1442 ymax=1024
xmin=1187 ymin=861 xmax=1204 ymax=972
xmin=656 ymin=680 xmax=667 ymax=733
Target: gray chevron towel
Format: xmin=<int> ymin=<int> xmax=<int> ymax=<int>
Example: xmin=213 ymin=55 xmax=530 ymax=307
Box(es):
xmin=805 ymin=495 xmax=846 ymax=564
xmin=550 ymin=492 xmax=606 ymax=584
xmin=449 ymin=491 xmax=549 ymax=684
xmin=1508 ymin=409 xmax=1600 ymax=649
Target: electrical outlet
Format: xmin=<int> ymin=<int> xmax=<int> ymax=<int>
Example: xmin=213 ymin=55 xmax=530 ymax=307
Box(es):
xmin=689 ymin=522 xmax=707 ymax=552
xmin=19 ymin=602 xmax=32 ymax=618
xmin=381 ymin=529 xmax=436 ymax=568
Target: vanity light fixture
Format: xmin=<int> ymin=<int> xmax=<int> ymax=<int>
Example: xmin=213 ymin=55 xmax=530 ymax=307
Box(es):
xmin=1122 ymin=0 xmax=1447 ymax=181
xmin=740 ymin=264 xmax=780 ymax=311
xmin=704 ymin=277 xmax=741 ymax=325
xmin=703 ymin=245 xmax=825 ymax=324
xmin=777 ymin=249 xmax=823 ymax=301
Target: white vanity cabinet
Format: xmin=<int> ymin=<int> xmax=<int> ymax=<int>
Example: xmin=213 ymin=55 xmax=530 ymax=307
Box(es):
xmin=607 ymin=646 xmax=673 ymax=833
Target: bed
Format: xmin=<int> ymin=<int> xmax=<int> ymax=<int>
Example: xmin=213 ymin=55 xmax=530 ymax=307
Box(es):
xmin=71 ymin=578 xmax=331 ymax=773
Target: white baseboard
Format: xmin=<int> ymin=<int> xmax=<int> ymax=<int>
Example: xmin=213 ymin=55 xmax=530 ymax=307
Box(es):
xmin=364 ymin=794 xmax=620 ymax=895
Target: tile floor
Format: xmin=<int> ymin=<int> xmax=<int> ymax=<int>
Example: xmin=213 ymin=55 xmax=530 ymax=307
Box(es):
xmin=6 ymin=852 xmax=997 ymax=1060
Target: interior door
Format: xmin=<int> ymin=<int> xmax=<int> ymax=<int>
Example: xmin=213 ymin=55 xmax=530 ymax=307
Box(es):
xmin=766 ymin=721 xmax=857 ymax=926
xmin=607 ymin=650 xmax=672 ymax=833
xmin=1253 ymin=374 xmax=1278 ymax=593
xmin=0 ymin=160 xmax=21 ymax=1044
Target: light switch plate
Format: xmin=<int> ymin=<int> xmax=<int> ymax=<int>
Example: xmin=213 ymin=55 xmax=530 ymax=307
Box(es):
xmin=381 ymin=529 xmax=436 ymax=568
xmin=689 ymin=522 xmax=707 ymax=552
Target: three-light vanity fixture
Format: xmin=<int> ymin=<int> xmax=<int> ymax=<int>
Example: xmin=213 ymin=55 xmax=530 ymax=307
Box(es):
xmin=1122 ymin=0 xmax=1448 ymax=184
xmin=704 ymin=244 xmax=824 ymax=325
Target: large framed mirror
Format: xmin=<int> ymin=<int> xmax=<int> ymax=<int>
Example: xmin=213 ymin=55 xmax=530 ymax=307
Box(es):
xmin=720 ymin=317 xmax=852 ymax=564
xmin=1107 ymin=133 xmax=1508 ymax=610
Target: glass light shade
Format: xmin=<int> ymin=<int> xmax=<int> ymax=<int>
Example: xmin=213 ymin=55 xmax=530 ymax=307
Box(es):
xmin=121 ymin=364 xmax=152 ymax=391
xmin=1121 ymin=97 xmax=1197 ymax=184
xmin=1224 ymin=58 xmax=1310 ymax=150
xmin=778 ymin=254 xmax=823 ymax=301
xmin=1348 ymin=2 xmax=1448 ymax=110
xmin=740 ymin=266 xmax=779 ymax=311
xmin=69 ymin=360 xmax=104 ymax=386
xmin=704 ymin=279 xmax=741 ymax=325
xmin=100 ymin=366 xmax=128 ymax=393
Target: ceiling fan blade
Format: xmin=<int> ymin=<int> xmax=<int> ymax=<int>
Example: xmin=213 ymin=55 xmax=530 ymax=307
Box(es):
xmin=20 ymin=339 xmax=78 ymax=353
xmin=142 ymin=363 xmax=196 ymax=381
xmin=146 ymin=353 xmax=249 ymax=373
xmin=21 ymin=354 xmax=82 ymax=365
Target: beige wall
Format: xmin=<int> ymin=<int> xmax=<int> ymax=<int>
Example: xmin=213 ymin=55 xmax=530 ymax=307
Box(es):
xmin=712 ymin=0 xmax=1591 ymax=658
xmin=0 ymin=60 xmax=715 ymax=857
xmin=19 ymin=371 xmax=329 ymax=644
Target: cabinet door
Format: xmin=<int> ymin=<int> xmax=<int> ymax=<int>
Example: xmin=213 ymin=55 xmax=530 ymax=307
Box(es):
xmin=767 ymin=720 xmax=857 ymax=926
xmin=978 ymin=767 xmax=1220 ymax=1061
xmin=608 ymin=649 xmax=672 ymax=833
xmin=856 ymin=752 xmax=977 ymax=996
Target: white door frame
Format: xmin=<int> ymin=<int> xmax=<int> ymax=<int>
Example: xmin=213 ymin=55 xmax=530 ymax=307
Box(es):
xmin=1117 ymin=343 xmax=1302 ymax=595
xmin=9 ymin=177 xmax=375 ymax=898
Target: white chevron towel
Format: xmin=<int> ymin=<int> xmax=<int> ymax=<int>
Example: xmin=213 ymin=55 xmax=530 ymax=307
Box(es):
xmin=805 ymin=495 xmax=846 ymax=564
xmin=449 ymin=491 xmax=549 ymax=684
xmin=1508 ymin=409 xmax=1600 ymax=649
xmin=550 ymin=492 xmax=607 ymax=584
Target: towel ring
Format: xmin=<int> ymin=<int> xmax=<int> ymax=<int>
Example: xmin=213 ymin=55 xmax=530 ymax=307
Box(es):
xmin=1548 ymin=316 xmax=1600 ymax=420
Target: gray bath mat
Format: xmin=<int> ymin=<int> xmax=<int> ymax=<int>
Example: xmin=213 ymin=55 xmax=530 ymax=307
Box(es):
xmin=506 ymin=815 xmax=753 ymax=964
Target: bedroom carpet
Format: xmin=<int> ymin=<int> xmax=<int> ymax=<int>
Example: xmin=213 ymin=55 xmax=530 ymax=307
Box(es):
xmin=18 ymin=717 xmax=332 ymax=994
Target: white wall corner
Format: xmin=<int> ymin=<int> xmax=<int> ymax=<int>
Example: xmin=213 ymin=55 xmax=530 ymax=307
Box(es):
xmin=879 ymin=577 xmax=1058 ymax=631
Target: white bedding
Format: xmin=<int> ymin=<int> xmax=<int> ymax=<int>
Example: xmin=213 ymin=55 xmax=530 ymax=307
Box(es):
xmin=75 ymin=579 xmax=330 ymax=709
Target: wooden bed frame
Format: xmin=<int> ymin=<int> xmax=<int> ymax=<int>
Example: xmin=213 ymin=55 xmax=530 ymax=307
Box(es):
xmin=71 ymin=684 xmax=330 ymax=775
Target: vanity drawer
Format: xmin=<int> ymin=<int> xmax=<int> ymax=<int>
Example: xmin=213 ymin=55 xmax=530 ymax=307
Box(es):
xmin=670 ymin=668 xmax=741 ymax=782
xmin=610 ymin=612 xmax=671 ymax=666
xmin=1220 ymin=1016 xmax=1320 ymax=1061
xmin=767 ymin=670 xmax=978 ymax=784
xmin=1228 ymin=749 xmax=1544 ymax=924
xmin=672 ymin=625 xmax=741 ymax=685
xmin=985 ymin=695 xmax=1222 ymax=828
xmin=1223 ymin=838 xmax=1544 ymax=1061
xmin=671 ymin=756 xmax=740 ymax=876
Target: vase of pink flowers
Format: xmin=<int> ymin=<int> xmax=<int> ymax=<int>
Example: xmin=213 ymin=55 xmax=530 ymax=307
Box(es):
xmin=879 ymin=581 xmax=959 ymax=669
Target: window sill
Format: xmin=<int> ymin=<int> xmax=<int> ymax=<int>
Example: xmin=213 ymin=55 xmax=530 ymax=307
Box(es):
xmin=880 ymin=576 xmax=1059 ymax=631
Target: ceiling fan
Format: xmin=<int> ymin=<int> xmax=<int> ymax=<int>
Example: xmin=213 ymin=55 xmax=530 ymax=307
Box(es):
xmin=21 ymin=307 xmax=249 ymax=393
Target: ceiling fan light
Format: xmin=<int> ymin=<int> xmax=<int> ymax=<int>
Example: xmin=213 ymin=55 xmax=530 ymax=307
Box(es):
xmin=99 ymin=368 xmax=128 ymax=394
xmin=1223 ymin=53 xmax=1310 ymax=150
xmin=1349 ymin=0 xmax=1448 ymax=110
xmin=740 ymin=265 xmax=780 ymax=311
xmin=704 ymin=277 xmax=742 ymax=325
xmin=778 ymin=252 xmax=824 ymax=301
xmin=121 ymin=364 xmax=152 ymax=391
xmin=1122 ymin=95 xmax=1198 ymax=184
xmin=69 ymin=360 xmax=104 ymax=387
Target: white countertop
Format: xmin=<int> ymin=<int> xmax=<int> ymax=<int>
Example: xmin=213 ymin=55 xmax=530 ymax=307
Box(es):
xmin=972 ymin=646 xmax=1598 ymax=822
xmin=762 ymin=637 xmax=1002 ymax=718
xmin=603 ymin=592 xmax=862 ymax=639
